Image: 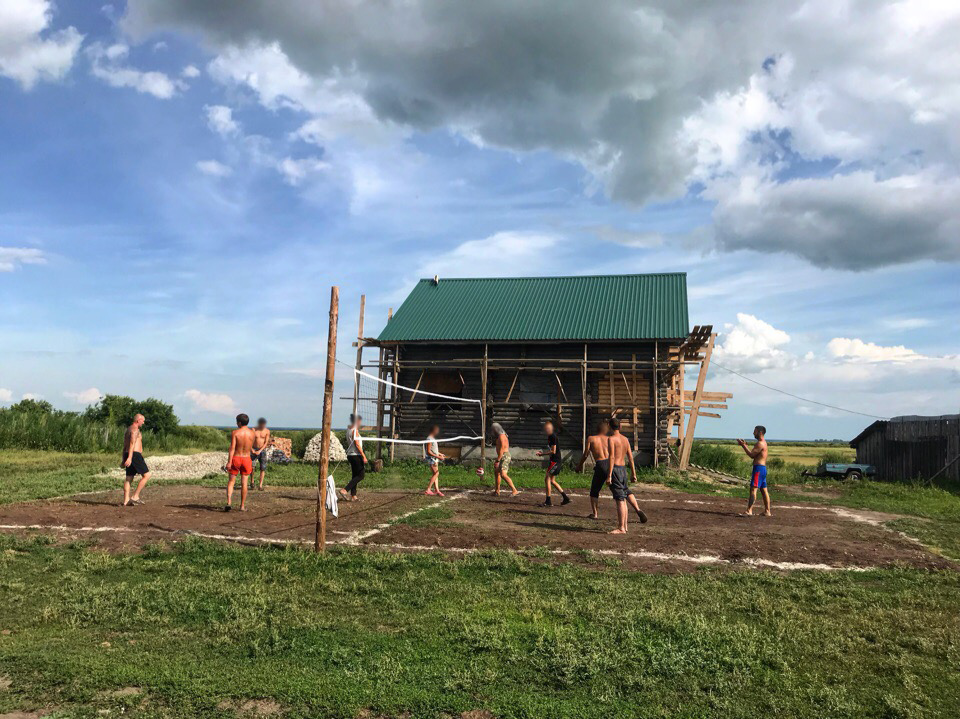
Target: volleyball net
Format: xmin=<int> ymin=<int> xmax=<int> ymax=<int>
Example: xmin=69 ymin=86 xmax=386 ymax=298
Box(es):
xmin=349 ymin=366 xmax=483 ymax=445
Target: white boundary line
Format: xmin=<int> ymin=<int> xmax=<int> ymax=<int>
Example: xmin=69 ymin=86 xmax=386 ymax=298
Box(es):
xmin=0 ymin=522 xmax=879 ymax=571
xmin=340 ymin=491 xmax=469 ymax=545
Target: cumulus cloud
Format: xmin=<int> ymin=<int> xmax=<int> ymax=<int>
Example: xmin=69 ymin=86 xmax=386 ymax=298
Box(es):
xmin=196 ymin=159 xmax=232 ymax=177
xmin=276 ymin=156 xmax=329 ymax=186
xmin=184 ymin=388 xmax=237 ymax=414
xmin=21 ymin=393 xmax=42 ymax=400
xmin=0 ymin=246 xmax=46 ymax=272
xmin=63 ymin=387 xmax=102 ymax=405
xmin=123 ymin=0 xmax=960 ymax=269
xmin=421 ymin=231 xmax=558 ymax=279
xmin=181 ymin=64 xmax=200 ymax=78
xmin=0 ymin=0 xmax=83 ymax=89
xmin=827 ymin=338 xmax=926 ymax=363
xmin=204 ymin=104 xmax=238 ymax=136
xmin=0 ymin=388 xmax=12 ymax=403
xmin=714 ymin=313 xmax=794 ymax=373
xmin=88 ymin=42 xmax=184 ymax=98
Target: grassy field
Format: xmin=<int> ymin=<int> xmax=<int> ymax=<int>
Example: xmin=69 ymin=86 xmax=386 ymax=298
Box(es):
xmin=704 ymin=442 xmax=856 ymax=467
xmin=2 ymin=449 xmax=960 ymax=717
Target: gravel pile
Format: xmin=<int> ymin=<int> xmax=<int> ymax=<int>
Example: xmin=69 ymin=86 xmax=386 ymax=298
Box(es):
xmin=110 ymin=452 xmax=228 ymax=480
xmin=303 ymin=432 xmax=347 ymax=463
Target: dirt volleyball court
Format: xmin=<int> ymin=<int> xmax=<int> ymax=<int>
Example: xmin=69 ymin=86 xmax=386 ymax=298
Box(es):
xmin=0 ymin=483 xmax=951 ymax=572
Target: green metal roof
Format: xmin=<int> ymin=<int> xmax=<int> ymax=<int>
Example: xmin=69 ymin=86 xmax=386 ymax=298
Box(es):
xmin=377 ymin=273 xmax=689 ymax=342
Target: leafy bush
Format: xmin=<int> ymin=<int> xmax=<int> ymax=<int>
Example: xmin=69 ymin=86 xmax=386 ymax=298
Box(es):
xmin=688 ymin=442 xmax=745 ymax=476
xmin=818 ymin=450 xmax=851 ymax=465
xmin=767 ymin=456 xmax=785 ymax=470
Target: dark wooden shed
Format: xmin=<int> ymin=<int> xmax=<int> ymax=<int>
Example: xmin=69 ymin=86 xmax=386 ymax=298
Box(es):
xmin=850 ymin=415 xmax=960 ymax=483
xmin=352 ymin=274 xmax=731 ymax=468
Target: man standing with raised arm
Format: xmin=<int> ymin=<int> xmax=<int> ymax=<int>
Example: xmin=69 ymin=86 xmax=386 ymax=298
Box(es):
xmin=606 ymin=417 xmax=648 ymax=534
xmin=738 ymin=425 xmax=771 ymax=516
xmin=120 ymin=413 xmax=150 ymax=506
xmin=576 ymin=418 xmax=610 ymax=520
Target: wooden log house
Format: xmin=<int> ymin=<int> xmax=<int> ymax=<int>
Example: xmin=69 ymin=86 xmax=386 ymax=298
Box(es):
xmin=351 ymin=274 xmax=731 ymax=469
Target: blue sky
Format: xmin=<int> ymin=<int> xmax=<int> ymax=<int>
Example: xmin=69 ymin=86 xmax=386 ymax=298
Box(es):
xmin=1 ymin=0 xmax=958 ymax=439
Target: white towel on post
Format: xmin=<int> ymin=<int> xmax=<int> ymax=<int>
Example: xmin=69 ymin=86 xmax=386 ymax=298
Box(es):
xmin=325 ymin=474 xmax=338 ymax=518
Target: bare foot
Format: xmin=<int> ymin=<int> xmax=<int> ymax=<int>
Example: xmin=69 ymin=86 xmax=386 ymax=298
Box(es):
xmin=586 ymin=514 xmax=599 ymax=520
xmin=338 ymin=489 xmax=349 ymax=499
xmin=609 ymin=528 xmax=626 ymax=534
xmin=763 ymin=511 xmax=772 ymax=517
xmin=494 ymin=491 xmax=501 ymax=496
xmin=350 ymin=496 xmax=359 ymax=502
xmin=511 ymin=490 xmax=521 ymax=496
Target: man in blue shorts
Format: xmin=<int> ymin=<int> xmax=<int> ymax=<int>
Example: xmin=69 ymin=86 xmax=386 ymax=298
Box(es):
xmin=738 ymin=425 xmax=771 ymax=516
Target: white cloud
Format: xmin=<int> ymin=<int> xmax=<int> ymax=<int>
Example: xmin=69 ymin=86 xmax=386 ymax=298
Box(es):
xmin=21 ymin=392 xmax=42 ymax=400
xmin=882 ymin=317 xmax=933 ymax=331
xmin=125 ymin=0 xmax=960 ymax=270
xmin=181 ymin=64 xmax=200 ymax=78
xmin=196 ymin=159 xmax=232 ymax=177
xmin=714 ymin=313 xmax=794 ymax=373
xmin=276 ymin=156 xmax=329 ymax=186
xmin=827 ymin=338 xmax=926 ymax=363
xmin=204 ymin=104 xmax=238 ymax=136
xmin=184 ymin=389 xmax=237 ymax=415
xmin=0 ymin=388 xmax=12 ymax=403
xmin=0 ymin=0 xmax=83 ymax=89
xmin=423 ymin=231 xmax=558 ymax=279
xmin=0 ymin=246 xmax=46 ymax=272
xmin=88 ymin=42 xmax=184 ymax=99
xmin=63 ymin=387 xmax=102 ymax=405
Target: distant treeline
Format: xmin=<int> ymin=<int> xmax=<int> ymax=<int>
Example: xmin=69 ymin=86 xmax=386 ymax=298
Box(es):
xmin=0 ymin=397 xmax=225 ymax=454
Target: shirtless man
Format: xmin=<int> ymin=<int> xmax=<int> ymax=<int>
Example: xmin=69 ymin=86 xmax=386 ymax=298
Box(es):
xmin=536 ymin=421 xmax=570 ymax=507
xmin=576 ymin=418 xmax=610 ymax=520
xmin=606 ymin=417 xmax=648 ymax=534
xmin=251 ymin=417 xmax=272 ymax=490
xmin=491 ymin=423 xmax=520 ymax=496
xmin=225 ymin=413 xmax=256 ymax=511
xmin=738 ymin=425 xmax=771 ymax=516
xmin=120 ymin=414 xmax=150 ymax=506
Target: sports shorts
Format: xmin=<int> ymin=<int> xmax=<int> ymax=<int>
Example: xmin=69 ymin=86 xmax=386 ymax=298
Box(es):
xmin=610 ymin=465 xmax=632 ymax=501
xmin=752 ymin=465 xmax=768 ymax=489
xmin=547 ymin=460 xmax=562 ymax=477
xmin=228 ymin=456 xmax=253 ymax=477
xmin=495 ymin=451 xmax=511 ymax=474
xmin=590 ymin=459 xmax=610 ymax=498
xmin=121 ymin=451 xmax=149 ymax=477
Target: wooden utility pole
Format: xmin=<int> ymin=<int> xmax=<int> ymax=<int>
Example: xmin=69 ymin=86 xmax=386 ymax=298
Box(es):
xmin=480 ymin=343 xmax=488 ymax=469
xmin=315 ymin=286 xmax=339 ymax=552
xmin=352 ymin=294 xmax=365 ymax=419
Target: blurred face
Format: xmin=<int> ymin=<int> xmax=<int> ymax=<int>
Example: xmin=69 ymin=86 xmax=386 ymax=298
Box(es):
xmin=257 ymin=420 xmax=266 ymax=429
xmin=754 ymin=426 xmax=763 ymax=439
xmin=544 ymin=423 xmax=553 ymax=434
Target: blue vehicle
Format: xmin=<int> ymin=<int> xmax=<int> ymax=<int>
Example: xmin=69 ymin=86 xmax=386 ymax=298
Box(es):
xmin=802 ymin=462 xmax=876 ymax=480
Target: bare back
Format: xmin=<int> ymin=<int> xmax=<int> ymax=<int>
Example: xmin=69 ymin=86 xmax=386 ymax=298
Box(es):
xmin=123 ymin=424 xmax=142 ymax=455
xmin=586 ymin=433 xmax=608 ymax=462
xmin=232 ymin=427 xmax=256 ymax=455
xmin=608 ymin=432 xmax=627 ymax=466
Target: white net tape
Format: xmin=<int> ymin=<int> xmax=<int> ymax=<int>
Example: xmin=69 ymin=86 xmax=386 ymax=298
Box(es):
xmin=349 ymin=366 xmax=483 ymax=444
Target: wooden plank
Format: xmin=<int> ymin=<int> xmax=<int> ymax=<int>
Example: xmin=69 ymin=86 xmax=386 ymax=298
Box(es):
xmin=679 ymin=332 xmax=715 ymax=469
xmin=504 ymin=371 xmax=520 ymax=403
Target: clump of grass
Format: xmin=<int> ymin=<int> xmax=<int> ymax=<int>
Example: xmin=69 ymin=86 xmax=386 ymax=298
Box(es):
xmin=818 ymin=450 xmax=852 ymax=465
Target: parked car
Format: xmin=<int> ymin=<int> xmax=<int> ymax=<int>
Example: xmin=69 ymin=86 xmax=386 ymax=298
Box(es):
xmin=801 ymin=462 xmax=876 ymax=480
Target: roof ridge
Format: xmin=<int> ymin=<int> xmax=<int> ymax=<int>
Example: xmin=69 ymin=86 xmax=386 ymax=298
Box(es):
xmin=417 ymin=272 xmax=687 ymax=282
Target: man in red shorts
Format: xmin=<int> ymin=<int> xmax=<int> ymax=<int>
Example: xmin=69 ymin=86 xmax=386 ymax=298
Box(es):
xmin=225 ymin=413 xmax=256 ymax=511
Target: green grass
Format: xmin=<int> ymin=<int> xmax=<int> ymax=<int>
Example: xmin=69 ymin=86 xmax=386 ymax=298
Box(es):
xmin=0 ymin=538 xmax=958 ymax=718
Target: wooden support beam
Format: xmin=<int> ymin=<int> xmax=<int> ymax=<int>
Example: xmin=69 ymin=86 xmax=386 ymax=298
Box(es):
xmin=351 ymin=294 xmax=365 ymax=417
xmin=409 ymin=370 xmax=425 ymax=403
xmin=505 ymin=370 xmax=520 ymax=404
xmin=480 ymin=344 xmax=488 ymax=469
xmin=679 ymin=332 xmax=716 ymax=469
xmin=581 ymin=344 xmax=588 ymax=462
xmin=554 ymin=372 xmax=569 ymax=403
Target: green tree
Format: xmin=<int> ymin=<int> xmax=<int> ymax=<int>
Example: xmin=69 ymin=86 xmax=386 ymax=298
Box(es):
xmin=7 ymin=398 xmax=55 ymax=415
xmin=84 ymin=395 xmax=179 ymax=434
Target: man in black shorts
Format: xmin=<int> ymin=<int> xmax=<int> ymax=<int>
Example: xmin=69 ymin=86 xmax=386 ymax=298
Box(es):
xmin=536 ymin=420 xmax=570 ymax=507
xmin=121 ymin=413 xmax=151 ymax=506
xmin=576 ymin=418 xmax=610 ymax=519
xmin=606 ymin=417 xmax=648 ymax=534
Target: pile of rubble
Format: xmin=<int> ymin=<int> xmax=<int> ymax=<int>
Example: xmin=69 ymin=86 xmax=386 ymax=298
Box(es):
xmin=109 ymin=452 xmax=228 ymax=481
xmin=303 ymin=432 xmax=347 ymax=463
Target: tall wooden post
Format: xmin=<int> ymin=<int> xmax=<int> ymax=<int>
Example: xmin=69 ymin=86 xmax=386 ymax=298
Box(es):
xmin=581 ymin=344 xmax=588 ymax=468
xmin=679 ymin=333 xmax=715 ymax=470
xmin=653 ymin=342 xmax=659 ymax=467
xmin=315 ymin=286 xmax=339 ymax=552
xmin=352 ymin=294 xmax=365 ymax=419
xmin=480 ymin=343 xmax=488 ymax=469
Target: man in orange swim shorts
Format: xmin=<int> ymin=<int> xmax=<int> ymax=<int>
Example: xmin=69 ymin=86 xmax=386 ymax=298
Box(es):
xmin=225 ymin=413 xmax=256 ymax=512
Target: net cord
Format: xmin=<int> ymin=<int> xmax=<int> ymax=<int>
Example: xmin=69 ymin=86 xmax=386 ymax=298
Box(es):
xmin=347 ymin=365 xmax=482 ymax=405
